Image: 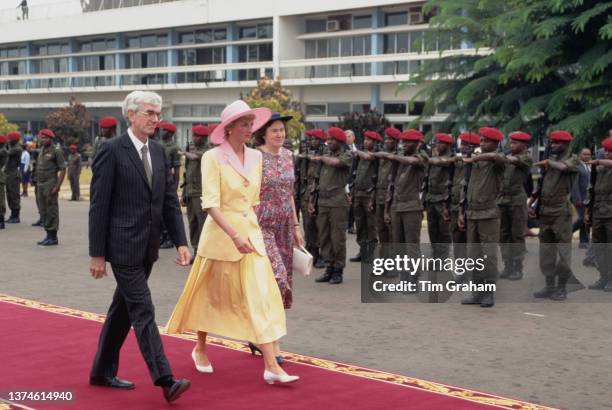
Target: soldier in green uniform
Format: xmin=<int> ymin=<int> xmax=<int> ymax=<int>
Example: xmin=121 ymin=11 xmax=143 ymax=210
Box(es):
xmin=5 ymin=131 xmax=23 ymax=223
xmin=529 ymin=130 xmax=580 ymax=300
xmin=371 ymin=127 xmax=401 ymax=264
xmin=67 ymin=144 xmax=82 ymax=201
xmin=425 ymin=133 xmax=454 ymax=259
xmin=35 ymin=129 xmax=66 ymax=246
xmin=459 ymin=127 xmax=506 ymax=308
xmin=180 ymin=125 xmax=210 ymax=264
xmin=30 ymin=142 xmax=43 ymax=226
xmin=382 ymin=129 xmax=428 ymax=287
xmin=92 ymin=116 xmax=118 ymax=160
xmin=348 ymin=130 xmax=381 ymax=263
xmin=310 ymin=127 xmax=353 ymax=284
xmin=0 ymin=135 xmax=8 ymax=229
xmin=299 ymin=129 xmax=327 ymax=269
xmin=450 ymin=133 xmax=479 ymax=264
xmin=158 ymin=122 xmax=180 ymax=249
xmin=585 ymin=137 xmax=612 ymax=291
xmin=498 ymin=131 xmax=533 ymax=281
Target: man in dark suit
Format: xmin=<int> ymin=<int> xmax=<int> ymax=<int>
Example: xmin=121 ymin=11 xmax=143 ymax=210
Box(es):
xmin=88 ymin=91 xmax=191 ymax=403
xmin=571 ymin=148 xmax=592 ymax=247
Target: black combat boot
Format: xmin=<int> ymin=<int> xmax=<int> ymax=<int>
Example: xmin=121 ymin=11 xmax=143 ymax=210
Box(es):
xmin=349 ymin=248 xmax=362 ymax=262
xmin=41 ymin=230 xmax=58 ymax=246
xmin=31 ymin=219 xmax=43 ymax=227
xmin=480 ymin=281 xmax=496 ymax=308
xmin=500 ymin=261 xmax=512 ymax=279
xmin=0 ymin=215 xmax=5 ymax=229
xmin=313 ymin=248 xmax=325 ymax=269
xmin=6 ymin=209 xmax=20 ymax=223
xmin=159 ymin=231 xmax=174 ymax=249
xmin=603 ymin=274 xmax=612 ymax=292
xmin=37 ymin=230 xmax=51 ymax=245
xmin=329 ymin=267 xmax=343 ymax=285
xmin=549 ymin=285 xmax=567 ymax=301
xmin=533 ymin=276 xmax=556 ymax=298
xmin=315 ymin=265 xmax=333 ymax=283
xmin=461 ymin=292 xmax=483 ymax=305
xmin=507 ymin=260 xmax=523 ymax=281
xmin=588 ymin=273 xmax=608 ymax=290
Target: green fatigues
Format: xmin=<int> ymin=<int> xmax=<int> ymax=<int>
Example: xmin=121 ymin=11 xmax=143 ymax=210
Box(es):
xmin=164 ymin=141 xmax=181 ymax=190
xmin=538 ymin=154 xmax=579 ymax=282
xmin=91 ymin=136 xmax=105 ymax=160
xmin=591 ymin=165 xmax=612 ymax=276
xmin=466 ymin=154 xmax=506 ymax=284
xmin=426 ymin=153 xmax=453 ymax=258
xmin=184 ymin=145 xmax=209 ymax=249
xmin=30 ymin=150 xmax=41 ymax=219
xmin=352 ymin=155 xmax=378 ymax=255
xmin=301 ymin=151 xmax=320 ymax=250
xmin=389 ymin=153 xmax=428 ymax=269
xmin=450 ymin=159 xmax=466 ymax=259
xmin=0 ymin=146 xmax=7 ymax=216
xmin=375 ymin=157 xmax=393 ymax=257
xmin=5 ymin=144 xmax=22 ymax=212
xmin=36 ymin=145 xmax=66 ymax=231
xmin=316 ymin=150 xmax=352 ymax=269
xmin=68 ymin=152 xmax=82 ymax=200
xmin=498 ymin=152 xmax=532 ymax=266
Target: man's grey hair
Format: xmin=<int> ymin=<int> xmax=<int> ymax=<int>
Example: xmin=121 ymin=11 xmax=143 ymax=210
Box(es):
xmin=122 ymin=91 xmax=162 ymax=122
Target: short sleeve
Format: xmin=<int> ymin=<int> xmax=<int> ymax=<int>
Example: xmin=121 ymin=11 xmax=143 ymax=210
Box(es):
xmin=515 ymin=152 xmax=533 ymax=170
xmin=55 ymin=148 xmax=67 ymax=169
xmin=201 ymin=150 xmax=221 ymax=209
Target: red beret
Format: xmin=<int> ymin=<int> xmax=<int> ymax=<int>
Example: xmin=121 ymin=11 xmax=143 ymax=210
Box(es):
xmin=601 ymin=137 xmax=612 ymax=151
xmin=158 ymin=122 xmax=177 ymax=133
xmin=38 ymin=129 xmax=55 ymax=138
xmin=479 ymin=127 xmax=504 ymax=142
xmin=384 ymin=127 xmax=402 ymax=140
xmin=364 ymin=131 xmax=383 ymax=142
xmin=509 ymin=131 xmax=532 ymax=142
xmin=0 ymin=135 xmax=6 ymax=144
xmin=400 ymin=129 xmax=424 ymax=142
xmin=305 ymin=129 xmax=327 ymax=141
xmin=459 ymin=132 xmax=480 ymax=145
xmin=69 ymin=144 xmax=78 ymax=149
xmin=327 ymin=127 xmax=347 ymax=143
xmin=99 ymin=116 xmax=118 ymax=128
xmin=7 ymin=131 xmax=21 ymax=142
xmin=192 ymin=125 xmax=210 ymax=136
xmin=435 ymin=133 xmax=453 ymax=144
xmin=549 ymin=130 xmax=572 ymax=142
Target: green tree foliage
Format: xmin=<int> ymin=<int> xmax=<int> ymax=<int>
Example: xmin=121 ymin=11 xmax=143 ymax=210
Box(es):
xmin=46 ymin=97 xmax=91 ymax=146
xmin=402 ymin=0 xmax=612 ymax=149
xmin=337 ymin=110 xmax=390 ymax=146
xmin=0 ymin=113 xmax=19 ymax=135
xmin=244 ymin=77 xmax=305 ymax=146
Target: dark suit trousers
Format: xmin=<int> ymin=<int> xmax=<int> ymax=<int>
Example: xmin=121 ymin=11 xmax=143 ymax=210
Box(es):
xmin=90 ymin=261 xmax=172 ymax=385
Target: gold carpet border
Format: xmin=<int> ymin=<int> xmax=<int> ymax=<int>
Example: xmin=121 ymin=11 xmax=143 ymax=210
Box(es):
xmin=0 ymin=294 xmax=558 ymax=410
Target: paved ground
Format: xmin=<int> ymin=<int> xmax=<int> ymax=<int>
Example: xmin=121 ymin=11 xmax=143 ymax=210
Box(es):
xmin=1 ymin=195 xmax=611 ymax=410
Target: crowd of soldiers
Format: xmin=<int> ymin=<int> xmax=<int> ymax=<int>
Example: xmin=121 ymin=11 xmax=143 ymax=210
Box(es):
xmin=294 ymin=126 xmax=612 ymax=307
xmin=2 ymin=117 xmax=611 ymax=309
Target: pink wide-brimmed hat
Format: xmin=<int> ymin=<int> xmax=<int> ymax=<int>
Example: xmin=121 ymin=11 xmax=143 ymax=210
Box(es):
xmin=209 ymin=100 xmax=272 ymax=145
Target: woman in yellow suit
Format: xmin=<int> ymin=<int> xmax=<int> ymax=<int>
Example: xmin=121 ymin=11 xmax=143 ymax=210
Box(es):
xmin=167 ymin=100 xmax=299 ymax=384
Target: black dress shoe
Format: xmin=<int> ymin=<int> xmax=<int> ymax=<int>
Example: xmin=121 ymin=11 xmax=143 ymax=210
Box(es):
xmin=162 ymin=378 xmax=191 ymax=403
xmin=90 ymin=376 xmax=135 ymax=390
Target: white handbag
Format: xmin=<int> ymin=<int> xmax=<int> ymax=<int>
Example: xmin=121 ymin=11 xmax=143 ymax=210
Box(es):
xmin=293 ymin=246 xmax=313 ymax=276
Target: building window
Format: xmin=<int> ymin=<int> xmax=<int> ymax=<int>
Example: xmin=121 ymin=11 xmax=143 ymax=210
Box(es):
xmin=409 ymin=102 xmax=425 ymax=115
xmin=383 ymin=103 xmax=407 ymax=114
xmin=353 ymin=15 xmax=372 ymax=29
xmin=257 ymin=23 xmax=273 ymax=39
xmin=178 ymin=47 xmax=226 ymax=66
xmin=385 ymin=12 xmax=408 ymax=26
xmin=305 ymin=104 xmax=326 ymax=115
xmin=306 ymin=19 xmax=326 ymax=33
xmin=239 ymin=26 xmax=257 ymax=39
xmin=328 ymin=103 xmax=351 ymax=116
xmin=351 ymin=103 xmax=371 ymax=113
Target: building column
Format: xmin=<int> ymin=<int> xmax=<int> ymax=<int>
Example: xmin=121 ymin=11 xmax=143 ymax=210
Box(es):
xmin=226 ymin=22 xmax=238 ymax=81
xmin=115 ymin=33 xmax=124 ymax=87
xmin=371 ymin=7 xmax=384 ymax=76
xmin=168 ymin=29 xmax=178 ymax=84
xmin=68 ymin=39 xmax=77 ymax=88
xmin=25 ymin=42 xmax=33 ymax=90
xmin=370 ymin=84 xmax=381 ymax=112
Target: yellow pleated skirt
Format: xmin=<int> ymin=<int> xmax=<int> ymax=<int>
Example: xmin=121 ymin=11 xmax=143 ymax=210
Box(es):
xmin=166 ymin=253 xmax=287 ymax=344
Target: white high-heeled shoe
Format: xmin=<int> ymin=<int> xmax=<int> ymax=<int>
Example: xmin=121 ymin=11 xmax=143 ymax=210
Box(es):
xmin=263 ymin=370 xmax=299 ymax=384
xmin=191 ymin=348 xmax=213 ymax=373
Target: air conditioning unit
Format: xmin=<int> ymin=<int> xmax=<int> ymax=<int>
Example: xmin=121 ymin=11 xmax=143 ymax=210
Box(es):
xmin=410 ymin=12 xmax=424 ymax=24
xmin=326 ymin=20 xmax=340 ymax=32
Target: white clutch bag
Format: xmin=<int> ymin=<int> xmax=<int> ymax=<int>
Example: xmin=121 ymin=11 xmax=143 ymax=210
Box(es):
xmin=293 ymin=246 xmax=313 ymax=276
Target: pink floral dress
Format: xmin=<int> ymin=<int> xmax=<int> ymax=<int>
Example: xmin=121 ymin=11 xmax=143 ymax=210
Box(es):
xmin=255 ymin=147 xmax=295 ymax=308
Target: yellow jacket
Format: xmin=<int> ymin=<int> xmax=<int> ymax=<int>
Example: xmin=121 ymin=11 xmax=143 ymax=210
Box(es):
xmin=196 ymin=142 xmax=267 ymax=261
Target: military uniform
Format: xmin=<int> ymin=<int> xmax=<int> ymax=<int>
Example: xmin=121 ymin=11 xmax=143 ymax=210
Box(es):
xmin=5 ymin=139 xmax=23 ymax=222
xmin=351 ymin=142 xmax=379 ymax=263
xmin=36 ymin=137 xmax=66 ymax=242
xmin=589 ymin=141 xmax=612 ymax=290
xmin=450 ymin=156 xmax=466 ymax=258
xmin=301 ymin=130 xmax=326 ymax=267
xmin=91 ymin=136 xmax=105 ymax=160
xmin=0 ymin=141 xmax=7 ymax=227
xmin=426 ymin=150 xmax=453 ymax=259
xmin=164 ymin=140 xmax=181 ymax=190
xmin=534 ymin=133 xmax=579 ymax=300
xmin=183 ymin=142 xmax=209 ymax=251
xmin=67 ymin=149 xmax=82 ymax=200
xmin=498 ymin=139 xmax=532 ymax=280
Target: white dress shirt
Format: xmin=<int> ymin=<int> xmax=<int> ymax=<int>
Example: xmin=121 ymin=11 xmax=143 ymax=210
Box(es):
xmin=128 ymin=128 xmax=152 ymax=168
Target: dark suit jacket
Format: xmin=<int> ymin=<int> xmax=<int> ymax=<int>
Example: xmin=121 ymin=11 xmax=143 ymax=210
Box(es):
xmin=571 ymin=161 xmax=590 ymax=205
xmin=89 ymin=133 xmax=187 ymax=266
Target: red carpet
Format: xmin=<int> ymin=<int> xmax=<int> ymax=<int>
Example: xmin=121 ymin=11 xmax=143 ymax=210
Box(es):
xmin=0 ymin=295 xmax=556 ymax=410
